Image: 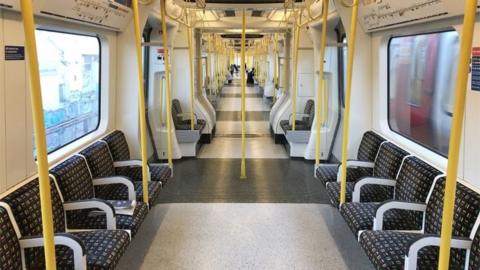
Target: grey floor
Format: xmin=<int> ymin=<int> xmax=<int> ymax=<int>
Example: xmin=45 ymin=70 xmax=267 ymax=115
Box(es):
xmin=117 ymin=80 xmax=373 ymax=269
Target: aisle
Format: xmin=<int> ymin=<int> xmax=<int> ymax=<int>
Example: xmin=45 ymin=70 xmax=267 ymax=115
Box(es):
xmin=198 ymin=80 xmax=288 ymax=159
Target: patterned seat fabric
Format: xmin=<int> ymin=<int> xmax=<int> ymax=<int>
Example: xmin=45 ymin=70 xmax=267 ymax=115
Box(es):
xmin=1 ymin=178 xmax=130 ymax=270
xmin=0 ymin=206 xmax=22 ymax=270
xmin=315 ymin=131 xmax=385 ymax=186
xmin=280 ymin=99 xmax=314 ymax=133
xmin=326 ymin=182 xmax=394 ymax=208
xmin=340 ymin=157 xmax=441 ymax=234
xmin=115 ymin=164 xmax=171 ymax=184
xmin=172 ymin=99 xmax=206 ymax=131
xmin=316 ymin=165 xmax=373 ymax=187
xmin=102 ymin=130 xmax=172 ymax=182
xmin=470 ymin=224 xmax=480 ymax=269
xmin=326 ymin=142 xmax=409 ymax=206
xmin=359 ymin=231 xmax=465 ymax=270
xmin=94 ymin=181 xmax=162 ymax=206
xmin=359 ymin=178 xmax=480 ymax=269
xmin=50 ymin=155 xmax=148 ymax=237
xmin=80 ymin=142 xmax=162 ymax=204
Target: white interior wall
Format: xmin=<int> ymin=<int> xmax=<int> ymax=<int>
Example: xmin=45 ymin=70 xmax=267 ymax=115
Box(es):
xmin=172 ymin=25 xmax=191 ymax=112
xmin=333 ymin=0 xmax=373 ymax=159
xmin=0 ymin=10 xmax=117 ymax=193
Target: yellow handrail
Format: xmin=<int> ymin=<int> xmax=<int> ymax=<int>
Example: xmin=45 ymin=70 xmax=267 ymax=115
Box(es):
xmin=160 ymin=0 xmax=173 ymax=167
xmin=132 ymin=0 xmax=150 ymax=205
xmin=339 ymin=0 xmax=359 ymax=205
xmin=186 ymin=26 xmax=195 ymax=130
xmin=240 ymin=9 xmax=247 ymax=179
xmin=315 ymin=0 xmax=329 ymax=165
xmin=438 ymin=0 xmax=478 ymax=268
xmin=283 ymin=32 xmax=288 ymax=96
xmin=20 ymin=0 xmax=57 ymax=268
xmin=291 ymin=19 xmax=301 ymax=130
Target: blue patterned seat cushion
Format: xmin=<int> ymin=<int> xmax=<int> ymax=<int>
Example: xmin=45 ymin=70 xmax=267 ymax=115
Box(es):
xmin=94 ymin=181 xmax=162 ymax=206
xmin=26 ymin=230 xmax=130 ymax=270
xmin=340 ymin=202 xmax=423 ymax=235
xmin=470 ymin=225 xmax=480 ymax=269
xmin=372 ymin=142 xmax=409 ymax=179
xmin=0 ymin=206 xmax=22 ymax=270
xmin=115 ymin=164 xmax=172 ymax=184
xmin=356 ymin=131 xmax=386 ymax=161
xmin=316 ymin=165 xmax=373 ymax=186
xmin=359 ymin=231 xmax=465 ymax=270
xmin=326 ymin=182 xmax=394 ymax=208
xmin=66 ymin=202 xmax=148 ymax=237
xmin=1 ymin=178 xmax=131 ymax=270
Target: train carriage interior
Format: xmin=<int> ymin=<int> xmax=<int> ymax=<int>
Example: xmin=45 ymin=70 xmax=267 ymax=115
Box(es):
xmin=1 ymin=0 xmax=480 ymax=269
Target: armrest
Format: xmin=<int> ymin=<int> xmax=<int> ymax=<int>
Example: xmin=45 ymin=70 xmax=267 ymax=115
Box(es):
xmin=288 ymin=113 xmax=309 ymax=124
xmin=177 ymin=112 xmax=197 ymax=120
xmin=92 ymin=177 xmax=136 ymax=201
xmin=404 ymin=235 xmax=472 ymax=270
xmin=63 ymin=199 xmax=116 ymax=230
xmin=352 ymin=178 xmax=396 ymax=202
xmin=114 ymin=160 xmax=142 ymax=167
xmin=346 ymin=160 xmax=375 ymax=168
xmin=20 ymin=233 xmax=87 ymax=270
xmin=373 ymin=200 xmax=427 ymax=230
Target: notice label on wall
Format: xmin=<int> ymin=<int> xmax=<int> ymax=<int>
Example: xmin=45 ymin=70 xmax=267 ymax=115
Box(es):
xmin=473 ymin=47 xmax=480 ymax=91
xmin=5 ymin=46 xmax=25 ymax=61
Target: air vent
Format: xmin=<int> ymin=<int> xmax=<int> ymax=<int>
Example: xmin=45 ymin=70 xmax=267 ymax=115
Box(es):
xmin=251 ymin=10 xmax=264 ymax=17
xmin=224 ymin=10 xmax=236 ymax=17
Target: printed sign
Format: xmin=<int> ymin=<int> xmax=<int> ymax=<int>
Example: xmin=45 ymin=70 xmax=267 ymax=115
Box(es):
xmin=472 ymin=47 xmax=480 ymax=91
xmin=5 ymin=46 xmax=25 ymax=61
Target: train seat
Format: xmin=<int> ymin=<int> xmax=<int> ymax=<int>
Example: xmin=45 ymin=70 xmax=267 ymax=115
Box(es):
xmin=316 ymin=131 xmax=386 ymax=186
xmin=102 ymin=130 xmax=172 ymax=184
xmin=1 ymin=178 xmax=130 ymax=270
xmin=50 ymin=155 xmax=149 ymax=237
xmin=0 ymin=205 xmax=22 ymax=269
xmin=79 ymin=142 xmax=162 ymax=206
xmin=172 ymin=99 xmax=206 ymax=156
xmin=325 ymin=142 xmax=410 ymax=207
xmin=279 ymin=99 xmax=314 ymax=134
xmin=359 ymin=178 xmax=480 ymax=269
xmin=339 ymin=156 xmax=442 ymax=236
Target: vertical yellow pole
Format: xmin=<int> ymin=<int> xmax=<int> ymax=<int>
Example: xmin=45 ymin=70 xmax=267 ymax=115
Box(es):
xmin=315 ymin=0 xmax=329 ymax=165
xmin=187 ymin=26 xmax=195 ymax=130
xmin=160 ymin=0 xmax=173 ymax=167
xmin=132 ymin=0 xmax=150 ymax=205
xmin=240 ymin=9 xmax=247 ymax=179
xmin=291 ymin=21 xmax=301 ymax=130
xmin=207 ymin=35 xmax=211 ymax=95
xmin=339 ymin=0 xmax=359 ymax=205
xmin=283 ymin=32 xmax=288 ymax=96
xmin=19 ymin=1 xmax=57 ymax=268
xmin=439 ymin=0 xmax=478 ymax=268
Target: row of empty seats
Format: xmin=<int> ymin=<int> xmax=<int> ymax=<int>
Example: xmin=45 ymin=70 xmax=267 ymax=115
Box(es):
xmin=316 ymin=131 xmax=480 ymax=269
xmin=0 ymin=130 xmax=171 ymax=269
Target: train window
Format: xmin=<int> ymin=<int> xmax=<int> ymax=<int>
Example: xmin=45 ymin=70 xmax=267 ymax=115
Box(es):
xmin=35 ymin=30 xmax=101 ymax=154
xmin=388 ymin=31 xmax=459 ymax=156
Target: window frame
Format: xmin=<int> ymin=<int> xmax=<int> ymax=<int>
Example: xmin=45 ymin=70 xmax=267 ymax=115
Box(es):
xmin=386 ymin=29 xmax=457 ymax=158
xmin=35 ymin=28 xmax=102 ymax=154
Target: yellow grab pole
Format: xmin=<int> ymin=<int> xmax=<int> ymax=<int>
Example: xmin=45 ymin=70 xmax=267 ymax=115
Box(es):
xmin=187 ymin=26 xmax=195 ymax=130
xmin=160 ymin=0 xmax=173 ymax=167
xmin=315 ymin=0 xmax=329 ymax=165
xmin=20 ymin=1 xmax=57 ymax=268
xmin=132 ymin=0 xmax=150 ymax=205
xmin=283 ymin=32 xmax=288 ymax=96
xmin=240 ymin=9 xmax=247 ymax=179
xmin=339 ymin=0 xmax=359 ymax=205
xmin=439 ymin=0 xmax=478 ymax=268
xmin=292 ymin=21 xmax=301 ymax=130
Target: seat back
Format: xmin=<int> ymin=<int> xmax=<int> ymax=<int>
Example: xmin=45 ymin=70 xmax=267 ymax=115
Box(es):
xmin=303 ymin=99 xmax=314 ymax=128
xmin=50 ymin=155 xmax=95 ymax=202
xmin=102 ymin=130 xmax=131 ymax=161
xmin=172 ymin=99 xmax=182 ymax=128
xmin=80 ymin=141 xmax=116 ymax=178
xmin=470 ymin=222 xmax=480 ymax=269
xmin=1 ymin=178 xmax=66 ymax=236
xmin=425 ymin=178 xmax=480 ymax=237
xmin=372 ymin=142 xmax=409 ymax=179
xmin=0 ymin=205 xmax=22 ymax=270
xmin=394 ymin=157 xmax=442 ymax=203
xmin=356 ymin=131 xmax=386 ymax=162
